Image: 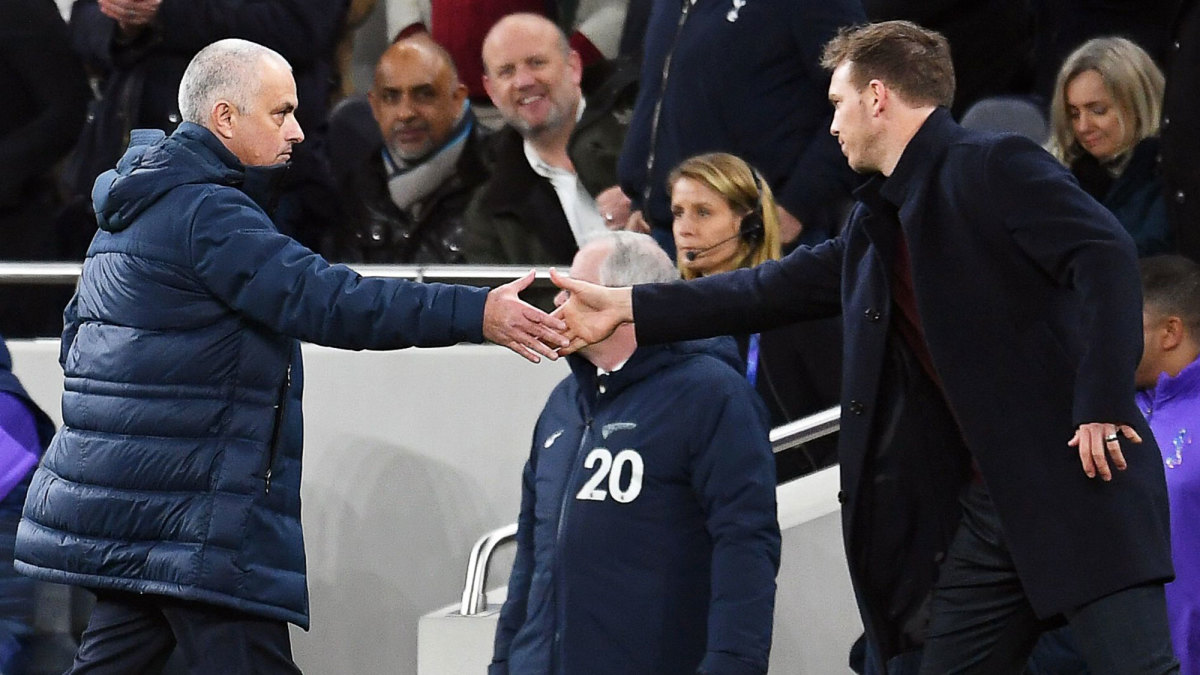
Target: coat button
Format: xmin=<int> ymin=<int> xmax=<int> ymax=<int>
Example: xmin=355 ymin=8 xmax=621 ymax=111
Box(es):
xmin=837 ymin=490 xmax=845 ymax=504
xmin=1163 ymin=116 xmax=1170 ymax=130
xmin=864 ymin=308 xmax=881 ymax=322
xmin=1176 ymin=190 xmax=1187 ymax=204
xmin=849 ymin=400 xmax=864 ymax=415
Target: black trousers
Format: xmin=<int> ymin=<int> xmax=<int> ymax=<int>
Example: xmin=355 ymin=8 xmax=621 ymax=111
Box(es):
xmin=68 ymin=590 xmax=302 ymax=674
xmin=918 ymin=481 xmax=1179 ymax=674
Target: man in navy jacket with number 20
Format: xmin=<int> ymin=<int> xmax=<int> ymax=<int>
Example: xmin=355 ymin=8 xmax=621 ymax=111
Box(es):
xmin=491 ymin=232 xmax=780 ymax=675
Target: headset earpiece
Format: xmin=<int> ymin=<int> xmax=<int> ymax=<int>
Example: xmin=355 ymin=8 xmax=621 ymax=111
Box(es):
xmin=739 ymin=169 xmax=766 ymax=245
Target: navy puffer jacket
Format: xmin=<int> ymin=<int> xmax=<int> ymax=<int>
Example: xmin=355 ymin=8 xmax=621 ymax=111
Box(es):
xmin=14 ymin=123 xmax=488 ymax=627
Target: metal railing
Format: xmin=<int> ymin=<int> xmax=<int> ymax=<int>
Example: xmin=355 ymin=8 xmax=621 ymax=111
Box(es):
xmin=457 ymin=405 xmax=842 ymax=616
xmin=0 ymin=262 xmax=561 ymax=287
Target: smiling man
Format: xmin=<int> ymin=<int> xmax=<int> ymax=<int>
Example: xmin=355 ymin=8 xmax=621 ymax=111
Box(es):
xmin=13 ymin=38 xmax=565 ymax=674
xmin=462 ymin=13 xmax=636 ymax=268
xmin=333 ymin=35 xmax=490 ymax=263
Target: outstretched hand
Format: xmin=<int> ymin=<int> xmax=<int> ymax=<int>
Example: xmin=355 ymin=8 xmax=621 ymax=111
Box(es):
xmin=1068 ymin=422 xmax=1142 ymax=481
xmin=548 ymin=268 xmax=634 ymax=354
xmin=483 ymin=270 xmax=568 ymax=363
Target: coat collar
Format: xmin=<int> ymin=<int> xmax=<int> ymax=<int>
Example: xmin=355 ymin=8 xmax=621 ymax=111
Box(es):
xmin=851 ymin=107 xmax=960 ymax=241
xmin=174 ymin=123 xmax=290 ymax=213
xmin=878 ymin=107 xmax=958 ymax=213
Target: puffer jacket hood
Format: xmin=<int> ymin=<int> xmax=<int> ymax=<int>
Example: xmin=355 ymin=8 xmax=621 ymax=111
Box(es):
xmin=93 ymin=123 xmax=285 ymax=233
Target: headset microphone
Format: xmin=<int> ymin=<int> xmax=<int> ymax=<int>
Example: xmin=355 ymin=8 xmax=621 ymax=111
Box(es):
xmin=684 ymin=233 xmax=742 ymax=261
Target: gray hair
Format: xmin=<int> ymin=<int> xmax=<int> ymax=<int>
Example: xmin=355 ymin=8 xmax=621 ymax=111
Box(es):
xmin=178 ymin=39 xmax=291 ymax=125
xmin=588 ymin=231 xmax=680 ymax=287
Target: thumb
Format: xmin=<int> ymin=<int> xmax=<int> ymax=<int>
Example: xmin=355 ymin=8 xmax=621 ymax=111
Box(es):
xmin=507 ymin=269 xmax=537 ymax=292
xmin=549 ymin=267 xmax=579 ymax=291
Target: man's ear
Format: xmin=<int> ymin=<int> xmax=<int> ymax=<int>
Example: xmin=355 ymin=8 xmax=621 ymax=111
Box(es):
xmin=1162 ymin=316 xmax=1187 ymax=351
xmin=210 ymin=100 xmax=236 ymax=140
xmin=451 ymin=81 xmax=468 ymax=108
xmin=868 ymin=79 xmax=887 ymax=116
xmin=481 ymin=74 xmax=497 ymax=107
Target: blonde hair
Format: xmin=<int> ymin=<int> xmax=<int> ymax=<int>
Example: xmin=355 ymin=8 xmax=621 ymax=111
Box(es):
xmin=667 ymin=153 xmax=782 ymax=280
xmin=1047 ymin=37 xmax=1164 ymax=165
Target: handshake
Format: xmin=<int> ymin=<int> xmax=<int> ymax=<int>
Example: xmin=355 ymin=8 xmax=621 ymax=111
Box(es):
xmin=480 ymin=269 xmax=635 ymax=363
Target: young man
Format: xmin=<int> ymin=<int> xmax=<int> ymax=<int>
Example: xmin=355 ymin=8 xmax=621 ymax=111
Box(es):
xmin=1136 ymin=254 xmax=1200 ymax=673
xmin=13 ymin=38 xmax=564 ymax=674
xmin=492 ymin=232 xmax=780 ymax=675
xmin=552 ymin=20 xmax=1177 ymax=674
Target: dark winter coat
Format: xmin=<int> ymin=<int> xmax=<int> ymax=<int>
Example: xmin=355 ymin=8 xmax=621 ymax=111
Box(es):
xmin=630 ymin=109 xmax=1173 ymax=660
xmin=491 ymin=339 xmax=780 ymax=675
xmin=331 ymin=129 xmax=490 ymax=264
xmin=14 ymin=123 xmax=488 ymax=628
xmin=1071 ymin=137 xmax=1170 ymax=257
xmin=1164 ymin=0 xmax=1200 ymax=261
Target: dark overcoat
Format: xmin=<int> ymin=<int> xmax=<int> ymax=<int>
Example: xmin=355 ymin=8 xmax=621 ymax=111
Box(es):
xmin=632 ymin=109 xmax=1173 ymax=659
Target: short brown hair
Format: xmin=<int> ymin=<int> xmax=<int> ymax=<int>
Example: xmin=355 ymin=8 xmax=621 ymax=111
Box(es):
xmin=820 ymin=20 xmax=955 ymax=108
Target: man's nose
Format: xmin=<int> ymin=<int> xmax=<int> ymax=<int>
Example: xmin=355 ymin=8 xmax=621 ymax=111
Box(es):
xmin=288 ymin=118 xmax=305 ymax=144
xmin=513 ymin=66 xmax=537 ymax=89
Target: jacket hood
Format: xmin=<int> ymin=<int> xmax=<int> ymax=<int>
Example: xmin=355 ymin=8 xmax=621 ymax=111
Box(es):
xmin=93 ymin=123 xmax=288 ymax=232
xmin=568 ymin=336 xmax=743 ymax=400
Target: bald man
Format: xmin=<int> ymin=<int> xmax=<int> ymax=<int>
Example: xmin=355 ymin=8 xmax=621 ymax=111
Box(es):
xmin=14 ymin=38 xmax=563 ymax=674
xmin=462 ymin=13 xmax=638 ymax=267
xmin=333 ymin=35 xmax=491 ymax=263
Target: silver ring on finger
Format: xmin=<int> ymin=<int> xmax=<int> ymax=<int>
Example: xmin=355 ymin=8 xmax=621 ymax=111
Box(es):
xmin=1104 ymin=433 xmax=1120 ymax=443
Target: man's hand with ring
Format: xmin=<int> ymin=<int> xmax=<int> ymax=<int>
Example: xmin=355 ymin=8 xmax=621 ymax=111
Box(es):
xmin=595 ymin=186 xmax=633 ymax=230
xmin=1068 ymin=422 xmax=1142 ymax=480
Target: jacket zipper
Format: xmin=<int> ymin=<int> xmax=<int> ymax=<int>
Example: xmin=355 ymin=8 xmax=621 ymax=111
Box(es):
xmin=641 ymin=0 xmax=697 ymax=213
xmin=264 ymin=361 xmax=292 ymax=493
xmin=554 ymin=417 xmax=593 ymax=672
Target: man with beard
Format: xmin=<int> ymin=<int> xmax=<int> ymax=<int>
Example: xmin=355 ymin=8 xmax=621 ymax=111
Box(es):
xmin=462 ymin=13 xmax=636 ymax=267
xmin=331 ymin=35 xmax=490 ymax=263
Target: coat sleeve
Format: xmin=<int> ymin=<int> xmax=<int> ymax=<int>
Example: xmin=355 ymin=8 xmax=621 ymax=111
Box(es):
xmin=152 ymin=0 xmax=345 ymax=67
xmin=489 ymin=448 xmax=540 ymax=675
xmin=986 ymin=135 xmax=1145 ymax=425
xmin=690 ymin=374 xmax=781 ymax=675
xmin=188 ymin=190 xmax=487 ymax=349
xmin=633 ymin=236 xmax=845 ymax=345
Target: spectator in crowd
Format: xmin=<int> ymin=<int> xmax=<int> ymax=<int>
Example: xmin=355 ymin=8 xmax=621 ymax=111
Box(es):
xmin=1162 ymin=0 xmax=1200 ymax=261
xmin=862 ymin=0 xmax=1035 ymax=117
xmin=57 ymin=0 xmax=349 ymax=256
xmin=462 ymin=13 xmax=636 ymax=266
xmin=0 ymin=336 xmax=56 ymax=673
xmin=1135 ymin=254 xmax=1200 ymax=674
xmin=13 ymin=39 xmax=565 ymax=674
xmin=551 ymin=21 xmax=1178 ymax=674
xmin=669 ymin=152 xmax=842 ymax=476
xmin=491 ymin=231 xmax=779 ymax=675
xmin=330 ymin=35 xmax=489 ymax=263
xmin=1047 ymin=36 xmax=1170 ymax=256
xmin=0 ymin=0 xmax=88 ymax=337
xmin=384 ymin=0 xmax=628 ymax=104
xmin=617 ymin=0 xmax=864 ymax=254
